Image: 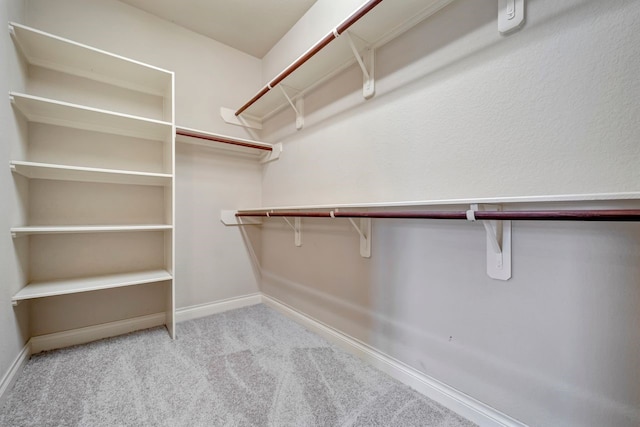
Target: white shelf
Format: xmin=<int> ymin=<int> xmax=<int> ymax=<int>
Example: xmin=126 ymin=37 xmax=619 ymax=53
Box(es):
xmin=235 ymin=192 xmax=640 ymax=212
xmin=10 ymin=160 xmax=172 ymax=186
xmin=9 ymin=22 xmax=172 ymax=97
xmin=235 ymin=0 xmax=454 ymax=120
xmin=12 ymin=269 xmax=172 ymax=304
xmin=11 ymin=224 xmax=172 ymax=237
xmin=10 ymin=92 xmax=173 ymax=141
xmin=175 ymin=126 xmax=282 ymax=161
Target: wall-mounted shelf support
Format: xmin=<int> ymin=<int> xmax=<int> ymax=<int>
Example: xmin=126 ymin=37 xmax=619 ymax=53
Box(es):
xmin=283 ymin=217 xmax=302 ymax=246
xmin=498 ymin=0 xmax=525 ymax=34
xmin=347 ymin=217 xmax=372 ymax=258
xmin=467 ymin=204 xmax=511 ymax=280
xmin=220 ymin=107 xmax=262 ymax=130
xmin=279 ymin=85 xmax=304 ymax=130
xmin=343 ymin=31 xmax=375 ymax=99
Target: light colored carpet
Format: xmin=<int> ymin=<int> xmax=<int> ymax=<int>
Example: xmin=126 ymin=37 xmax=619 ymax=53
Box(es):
xmin=0 ymin=304 xmax=476 ymax=426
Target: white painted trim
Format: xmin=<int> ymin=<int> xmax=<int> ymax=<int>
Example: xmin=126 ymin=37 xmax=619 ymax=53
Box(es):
xmin=237 ymin=191 xmax=640 ymax=212
xmin=30 ymin=313 xmax=166 ymax=354
xmin=175 ymin=293 xmax=262 ymax=323
xmin=262 ymin=294 xmax=527 ymax=427
xmin=0 ymin=342 xmax=31 ymax=406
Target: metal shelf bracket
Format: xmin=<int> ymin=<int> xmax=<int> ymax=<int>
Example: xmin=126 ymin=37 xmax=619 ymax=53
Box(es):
xmin=279 ymin=85 xmax=304 ymax=130
xmin=347 ymin=216 xmax=371 ymax=258
xmin=283 ymin=217 xmax=302 ymax=247
xmin=467 ymin=204 xmax=512 ymax=280
xmin=343 ymin=31 xmax=375 ymax=99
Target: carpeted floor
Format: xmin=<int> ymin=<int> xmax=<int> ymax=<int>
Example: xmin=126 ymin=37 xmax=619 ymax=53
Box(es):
xmin=0 ymin=304 xmax=476 ymax=426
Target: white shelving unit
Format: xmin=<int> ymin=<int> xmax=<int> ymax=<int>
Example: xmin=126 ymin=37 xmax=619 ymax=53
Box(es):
xmin=9 ymin=22 xmax=176 ymax=339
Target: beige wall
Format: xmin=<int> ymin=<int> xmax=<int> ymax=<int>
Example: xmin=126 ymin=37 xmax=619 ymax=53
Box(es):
xmin=258 ymin=0 xmax=640 ymax=426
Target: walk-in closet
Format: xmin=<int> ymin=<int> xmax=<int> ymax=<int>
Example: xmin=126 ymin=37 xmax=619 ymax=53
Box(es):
xmin=1 ymin=1 xmax=639 ymax=426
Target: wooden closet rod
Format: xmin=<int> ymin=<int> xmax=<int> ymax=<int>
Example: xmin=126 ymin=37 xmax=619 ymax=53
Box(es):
xmin=236 ymin=209 xmax=640 ymax=221
xmin=176 ymin=129 xmax=273 ymax=151
xmin=235 ymin=0 xmax=384 ymax=116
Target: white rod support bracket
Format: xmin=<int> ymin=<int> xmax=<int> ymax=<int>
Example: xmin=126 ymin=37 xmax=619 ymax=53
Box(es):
xmin=498 ymin=0 xmax=525 ymax=34
xmin=283 ymin=217 xmax=302 ymax=247
xmin=12 ymin=299 xmax=20 ymax=307
xmin=279 ymin=86 xmax=304 ymax=130
xmin=348 ymin=217 xmax=371 ymax=258
xmin=344 ymin=31 xmax=375 ymax=99
xmin=220 ymin=107 xmax=263 ymax=130
xmin=9 ymin=93 xmax=15 ymax=103
xmin=220 ymin=210 xmax=262 ymax=226
xmin=469 ymin=204 xmax=511 ymax=280
xmin=8 ymin=24 xmax=15 ymax=37
xmin=260 ymin=143 xmax=283 ymax=164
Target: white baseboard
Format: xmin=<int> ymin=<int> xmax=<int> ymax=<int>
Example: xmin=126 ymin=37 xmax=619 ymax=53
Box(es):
xmin=175 ymin=293 xmax=262 ymax=323
xmin=262 ymin=294 xmax=527 ymax=427
xmin=30 ymin=312 xmax=166 ymax=354
xmin=0 ymin=342 xmax=31 ymax=406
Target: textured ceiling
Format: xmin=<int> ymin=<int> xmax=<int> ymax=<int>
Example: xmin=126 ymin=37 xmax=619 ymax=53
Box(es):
xmin=118 ymin=0 xmax=318 ymax=58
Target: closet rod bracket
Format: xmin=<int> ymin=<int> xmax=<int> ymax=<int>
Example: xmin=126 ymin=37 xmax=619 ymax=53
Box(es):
xmin=283 ymin=217 xmax=302 ymax=247
xmin=260 ymin=143 xmax=283 ymax=164
xmin=346 ymin=216 xmax=372 ymax=258
xmin=279 ymin=85 xmax=304 ymax=130
xmin=343 ymin=31 xmax=375 ymax=99
xmin=220 ymin=107 xmax=262 ymax=130
xmin=498 ymin=0 xmax=525 ymax=34
xmin=220 ymin=210 xmax=262 ymax=226
xmin=468 ymin=204 xmax=511 ymax=280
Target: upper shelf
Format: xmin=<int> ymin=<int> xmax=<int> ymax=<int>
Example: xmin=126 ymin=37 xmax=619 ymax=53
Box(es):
xmin=231 ymin=0 xmax=454 ymax=122
xmin=9 ymin=22 xmax=173 ymax=97
xmin=10 ymin=92 xmax=173 ymax=141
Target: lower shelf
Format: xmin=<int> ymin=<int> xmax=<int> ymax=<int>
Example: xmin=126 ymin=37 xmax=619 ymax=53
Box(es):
xmin=12 ymin=269 xmax=172 ymax=305
xmin=10 ymin=224 xmax=173 ymax=237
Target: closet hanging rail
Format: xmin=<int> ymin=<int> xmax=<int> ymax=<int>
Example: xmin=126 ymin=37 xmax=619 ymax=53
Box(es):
xmin=176 ymin=129 xmax=272 ymax=151
xmin=234 ymin=0 xmax=383 ymax=116
xmin=235 ymin=209 xmax=640 ymax=221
